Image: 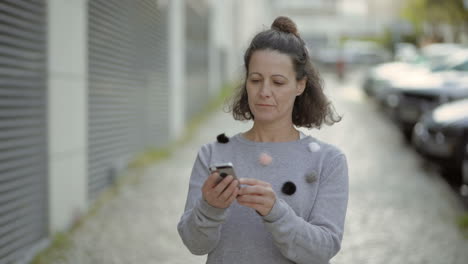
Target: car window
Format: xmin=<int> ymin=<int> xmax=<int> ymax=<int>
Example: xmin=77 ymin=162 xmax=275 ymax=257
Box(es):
xmin=430 ymin=59 xmax=451 ymax=71
xmin=428 ymin=53 xmax=455 ymax=71
xmin=453 ymin=61 xmax=468 ymax=71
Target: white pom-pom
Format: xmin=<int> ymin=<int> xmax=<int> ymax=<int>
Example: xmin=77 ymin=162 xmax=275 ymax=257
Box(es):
xmin=259 ymin=152 xmax=273 ymax=166
xmin=308 ymin=142 xmax=321 ymax=152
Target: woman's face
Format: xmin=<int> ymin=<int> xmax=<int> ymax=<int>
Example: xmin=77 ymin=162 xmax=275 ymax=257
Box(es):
xmin=246 ymin=49 xmax=305 ymax=124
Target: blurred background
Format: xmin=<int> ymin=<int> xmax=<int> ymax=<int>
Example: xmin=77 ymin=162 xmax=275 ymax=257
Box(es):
xmin=0 ymin=0 xmax=468 ymax=263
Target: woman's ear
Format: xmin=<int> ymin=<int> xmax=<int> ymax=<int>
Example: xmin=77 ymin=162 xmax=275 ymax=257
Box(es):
xmin=296 ymin=77 xmax=307 ymax=96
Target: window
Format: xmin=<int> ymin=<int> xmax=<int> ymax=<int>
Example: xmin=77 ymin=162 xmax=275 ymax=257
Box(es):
xmin=453 ymin=61 xmax=468 ymax=71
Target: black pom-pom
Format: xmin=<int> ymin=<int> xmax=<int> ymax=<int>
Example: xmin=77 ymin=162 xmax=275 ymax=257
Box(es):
xmin=216 ymin=133 xmax=229 ymax=144
xmin=281 ymin=181 xmax=296 ymax=195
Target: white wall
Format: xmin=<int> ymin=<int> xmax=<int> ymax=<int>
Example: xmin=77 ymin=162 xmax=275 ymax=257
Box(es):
xmin=219 ymin=0 xmax=239 ymax=82
xmin=211 ymin=0 xmax=274 ymax=82
xmin=47 ymin=0 xmax=88 ymax=233
xmin=169 ymin=0 xmax=186 ymax=141
xmin=237 ymin=0 xmax=274 ymax=50
xmin=208 ymin=1 xmax=221 ymax=97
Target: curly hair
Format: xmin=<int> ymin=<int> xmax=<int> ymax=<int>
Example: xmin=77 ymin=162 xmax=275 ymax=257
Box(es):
xmin=227 ymin=16 xmax=342 ymax=129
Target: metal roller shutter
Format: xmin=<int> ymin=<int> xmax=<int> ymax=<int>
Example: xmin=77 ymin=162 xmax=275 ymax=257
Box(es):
xmin=135 ymin=1 xmax=169 ymax=149
xmin=185 ymin=2 xmax=210 ymax=121
xmin=0 ymin=0 xmax=48 ymax=263
xmin=88 ymin=0 xmax=169 ymax=201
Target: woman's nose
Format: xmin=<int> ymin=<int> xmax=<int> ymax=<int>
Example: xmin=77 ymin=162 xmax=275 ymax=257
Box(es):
xmin=259 ymin=81 xmax=272 ymax=97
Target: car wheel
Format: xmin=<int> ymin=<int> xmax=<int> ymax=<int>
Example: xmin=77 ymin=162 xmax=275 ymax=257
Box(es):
xmin=402 ymin=127 xmax=413 ymax=143
xmin=459 ymin=140 xmax=468 ymax=196
xmin=462 ymin=141 xmax=468 ymax=186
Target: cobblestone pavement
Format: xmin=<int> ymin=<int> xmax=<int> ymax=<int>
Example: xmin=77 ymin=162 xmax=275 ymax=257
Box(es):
xmin=49 ymin=69 xmax=468 ymax=264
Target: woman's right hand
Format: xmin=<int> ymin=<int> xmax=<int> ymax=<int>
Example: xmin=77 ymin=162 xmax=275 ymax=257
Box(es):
xmin=202 ymin=172 xmax=239 ymax=209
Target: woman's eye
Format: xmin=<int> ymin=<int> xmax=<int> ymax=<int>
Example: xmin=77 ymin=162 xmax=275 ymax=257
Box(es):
xmin=250 ymin=79 xmax=260 ymax=83
xmin=273 ymin=81 xmax=284 ymax=86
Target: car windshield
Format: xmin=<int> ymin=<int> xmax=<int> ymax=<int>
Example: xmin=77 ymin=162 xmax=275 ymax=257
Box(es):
xmin=407 ymin=55 xmax=428 ymax=65
xmin=401 ymin=55 xmax=442 ymax=70
xmin=430 ymin=59 xmax=452 ymax=71
xmin=429 ymin=51 xmax=468 ymax=72
xmin=453 ymin=61 xmax=468 ymax=71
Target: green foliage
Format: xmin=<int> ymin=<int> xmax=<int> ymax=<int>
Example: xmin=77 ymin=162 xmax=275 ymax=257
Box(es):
xmin=129 ymin=148 xmax=171 ymax=169
xmin=401 ymin=0 xmax=428 ymax=34
xmin=457 ymin=212 xmax=468 ymax=238
xmin=31 ymin=233 xmax=71 ymax=264
xmin=401 ymin=0 xmax=468 ymax=36
xmin=399 ymin=34 xmax=420 ymax=46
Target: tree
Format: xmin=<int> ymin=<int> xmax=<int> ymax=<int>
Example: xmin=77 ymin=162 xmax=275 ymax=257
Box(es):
xmin=401 ymin=0 xmax=468 ymax=42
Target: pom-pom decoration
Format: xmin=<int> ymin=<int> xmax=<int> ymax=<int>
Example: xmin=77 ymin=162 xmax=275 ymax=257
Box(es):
xmin=258 ymin=152 xmax=273 ymax=166
xmin=216 ymin=133 xmax=229 ymax=144
xmin=305 ymin=172 xmax=317 ymax=183
xmin=281 ymin=181 xmax=296 ymax=195
xmin=308 ymin=142 xmax=321 ymax=152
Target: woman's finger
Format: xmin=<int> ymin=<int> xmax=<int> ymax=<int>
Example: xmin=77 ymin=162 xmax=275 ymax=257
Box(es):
xmin=239 ymin=185 xmax=268 ymax=196
xmin=219 ymin=180 xmax=238 ymax=201
xmin=213 ymin=175 xmax=233 ymax=195
xmin=237 ymin=194 xmax=268 ymax=205
xmin=225 ymin=185 xmax=239 ymax=204
xmin=203 ymin=172 xmax=220 ymax=190
xmin=239 ymin=178 xmax=271 ymax=187
xmin=237 ymin=201 xmax=264 ymax=215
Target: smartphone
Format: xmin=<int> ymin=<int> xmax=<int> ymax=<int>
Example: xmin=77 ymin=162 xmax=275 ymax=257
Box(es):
xmin=209 ymin=162 xmax=238 ymax=184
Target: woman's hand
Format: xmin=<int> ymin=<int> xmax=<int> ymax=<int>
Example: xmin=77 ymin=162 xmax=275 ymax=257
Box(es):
xmin=237 ymin=178 xmax=276 ymax=216
xmin=202 ymin=172 xmax=239 ymax=209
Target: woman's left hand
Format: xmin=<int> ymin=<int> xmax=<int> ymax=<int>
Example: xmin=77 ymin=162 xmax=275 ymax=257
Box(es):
xmin=237 ymin=178 xmax=276 ymax=216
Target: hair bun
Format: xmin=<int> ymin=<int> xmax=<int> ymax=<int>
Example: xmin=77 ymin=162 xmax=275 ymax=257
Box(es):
xmin=271 ymin=16 xmax=299 ymax=37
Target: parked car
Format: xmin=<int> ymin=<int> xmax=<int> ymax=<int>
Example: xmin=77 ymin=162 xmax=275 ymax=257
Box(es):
xmin=412 ymin=99 xmax=468 ymax=187
xmin=362 ymin=43 xmax=463 ymax=99
xmin=317 ymin=40 xmax=390 ymax=69
xmin=362 ymin=60 xmax=426 ymax=98
xmin=420 ymin=43 xmax=463 ymax=62
xmin=394 ymin=42 xmax=419 ymax=62
xmin=342 ymin=40 xmax=391 ymax=65
xmin=381 ymin=50 xmax=468 ymax=139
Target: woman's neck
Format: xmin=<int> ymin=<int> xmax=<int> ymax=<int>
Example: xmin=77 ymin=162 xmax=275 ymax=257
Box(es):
xmin=243 ymin=122 xmax=300 ymax=143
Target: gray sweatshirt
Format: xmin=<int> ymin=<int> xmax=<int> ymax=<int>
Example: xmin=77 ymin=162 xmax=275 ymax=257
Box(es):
xmin=177 ymin=132 xmax=349 ymax=264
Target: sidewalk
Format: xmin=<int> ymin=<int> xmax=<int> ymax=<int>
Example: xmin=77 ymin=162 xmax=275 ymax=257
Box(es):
xmin=45 ymin=72 xmax=468 ymax=264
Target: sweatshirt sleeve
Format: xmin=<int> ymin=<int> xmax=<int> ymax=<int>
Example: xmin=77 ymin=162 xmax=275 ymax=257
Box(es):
xmin=177 ymin=144 xmax=228 ymax=255
xmin=262 ymin=153 xmax=349 ymax=264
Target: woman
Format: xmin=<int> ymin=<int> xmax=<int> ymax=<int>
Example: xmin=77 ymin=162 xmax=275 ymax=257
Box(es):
xmin=177 ymin=16 xmax=348 ymax=264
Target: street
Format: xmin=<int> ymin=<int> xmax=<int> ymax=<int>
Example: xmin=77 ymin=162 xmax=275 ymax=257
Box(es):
xmin=48 ymin=69 xmax=468 ymax=264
